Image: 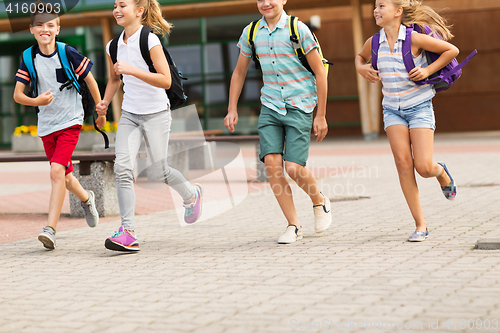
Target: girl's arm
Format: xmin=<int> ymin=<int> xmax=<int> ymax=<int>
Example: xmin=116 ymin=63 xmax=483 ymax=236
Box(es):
xmin=224 ymin=53 xmax=251 ymax=133
xmin=305 ymin=49 xmax=328 ymax=142
xmin=13 ymin=81 xmax=53 ymax=107
xmin=409 ymin=33 xmax=459 ymax=82
xmin=113 ymin=45 xmax=171 ymax=89
xmin=96 ymin=54 xmax=122 ymax=117
xmin=355 ymin=37 xmax=381 ymax=83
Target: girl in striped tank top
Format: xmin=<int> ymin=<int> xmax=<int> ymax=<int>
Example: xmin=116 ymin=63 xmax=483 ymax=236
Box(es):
xmin=355 ymin=0 xmax=459 ymax=242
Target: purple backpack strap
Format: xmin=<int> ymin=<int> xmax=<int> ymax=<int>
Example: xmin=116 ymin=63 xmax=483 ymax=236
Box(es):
xmin=371 ymin=32 xmax=381 ymax=70
xmin=425 ymin=49 xmax=478 ymax=85
xmin=401 ymin=26 xmax=418 ymax=80
xmin=403 ymin=24 xmax=478 ymax=88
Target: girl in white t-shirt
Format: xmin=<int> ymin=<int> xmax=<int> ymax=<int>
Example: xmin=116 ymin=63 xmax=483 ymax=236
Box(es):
xmin=96 ymin=0 xmax=203 ymax=252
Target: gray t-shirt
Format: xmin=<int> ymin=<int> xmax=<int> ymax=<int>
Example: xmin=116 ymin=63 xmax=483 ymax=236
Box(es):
xmin=15 ymin=46 xmax=93 ymax=137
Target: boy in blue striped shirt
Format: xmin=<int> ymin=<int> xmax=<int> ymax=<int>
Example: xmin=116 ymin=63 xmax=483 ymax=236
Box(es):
xmin=224 ymin=0 xmax=332 ymax=243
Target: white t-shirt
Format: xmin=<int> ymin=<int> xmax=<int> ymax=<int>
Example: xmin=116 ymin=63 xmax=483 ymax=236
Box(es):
xmin=106 ymin=25 xmax=170 ymax=114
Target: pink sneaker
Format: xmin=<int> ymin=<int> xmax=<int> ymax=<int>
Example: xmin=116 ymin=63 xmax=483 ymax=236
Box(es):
xmin=105 ymin=226 xmax=140 ymax=252
xmin=184 ymin=184 xmax=203 ymax=224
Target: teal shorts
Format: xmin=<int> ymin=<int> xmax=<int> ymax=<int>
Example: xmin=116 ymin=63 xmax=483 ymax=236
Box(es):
xmin=258 ymin=105 xmax=313 ymax=166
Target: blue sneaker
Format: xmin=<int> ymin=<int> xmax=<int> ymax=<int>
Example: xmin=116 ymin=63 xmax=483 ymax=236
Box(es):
xmin=437 ymin=162 xmax=457 ymax=200
xmin=408 ymin=228 xmax=429 ymax=242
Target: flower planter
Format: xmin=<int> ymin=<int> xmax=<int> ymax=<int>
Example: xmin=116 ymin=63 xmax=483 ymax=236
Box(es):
xmin=11 ymin=135 xmax=44 ymax=152
xmin=11 ymin=132 xmax=116 ymax=152
xmin=75 ymin=132 xmax=116 ymax=151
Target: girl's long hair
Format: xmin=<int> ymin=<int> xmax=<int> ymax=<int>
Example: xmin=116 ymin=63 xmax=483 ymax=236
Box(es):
xmin=392 ymin=0 xmax=453 ymax=40
xmin=134 ymin=0 xmax=173 ymax=37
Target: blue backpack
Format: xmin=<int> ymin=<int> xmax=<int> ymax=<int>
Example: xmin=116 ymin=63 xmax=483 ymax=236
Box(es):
xmin=371 ymin=25 xmax=477 ymax=92
xmin=22 ymin=42 xmax=109 ymax=148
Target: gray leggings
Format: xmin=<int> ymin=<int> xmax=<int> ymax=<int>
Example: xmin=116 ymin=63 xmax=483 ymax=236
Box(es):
xmin=114 ymin=110 xmax=195 ymax=230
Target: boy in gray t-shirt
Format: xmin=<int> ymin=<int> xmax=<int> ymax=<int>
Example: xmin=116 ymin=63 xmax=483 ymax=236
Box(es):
xmin=13 ymin=1 xmax=105 ymax=250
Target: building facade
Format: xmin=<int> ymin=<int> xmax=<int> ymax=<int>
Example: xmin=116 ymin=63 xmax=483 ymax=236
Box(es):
xmin=0 ymin=0 xmax=498 ymax=147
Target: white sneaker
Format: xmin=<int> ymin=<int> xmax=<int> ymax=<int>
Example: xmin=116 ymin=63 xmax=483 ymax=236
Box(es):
xmin=38 ymin=226 xmax=56 ymax=249
xmin=278 ymin=225 xmax=303 ymax=244
xmin=313 ymin=193 xmax=332 ymax=233
xmin=81 ymin=190 xmax=99 ymax=228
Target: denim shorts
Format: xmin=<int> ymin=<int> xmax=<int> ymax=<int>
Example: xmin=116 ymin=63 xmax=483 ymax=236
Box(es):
xmin=383 ymin=100 xmax=436 ymax=131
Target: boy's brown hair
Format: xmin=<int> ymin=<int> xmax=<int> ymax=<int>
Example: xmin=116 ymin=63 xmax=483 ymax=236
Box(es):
xmin=30 ymin=1 xmax=60 ymax=26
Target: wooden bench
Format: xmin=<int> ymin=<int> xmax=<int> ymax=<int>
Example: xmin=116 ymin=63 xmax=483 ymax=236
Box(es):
xmin=0 ymin=133 xmax=265 ymax=217
xmin=0 ymin=152 xmax=118 ymax=217
xmin=0 ymin=152 xmax=115 ymax=176
xmin=1 ymin=132 xmax=262 ymax=177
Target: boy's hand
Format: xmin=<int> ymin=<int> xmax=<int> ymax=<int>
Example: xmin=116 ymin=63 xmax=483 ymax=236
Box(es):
xmin=95 ymin=115 xmax=106 ymax=130
xmin=313 ymin=116 xmax=328 ymax=142
xmin=224 ymin=111 xmax=239 ymax=133
xmin=358 ymin=63 xmax=380 ymax=83
xmin=36 ymin=90 xmax=54 ymax=106
xmin=114 ymin=61 xmax=134 ymax=76
xmin=96 ymin=101 xmax=109 ymax=116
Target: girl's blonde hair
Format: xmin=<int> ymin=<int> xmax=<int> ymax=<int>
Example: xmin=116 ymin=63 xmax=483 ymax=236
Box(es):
xmin=133 ymin=0 xmax=173 ymax=37
xmin=391 ymin=0 xmax=453 ymax=40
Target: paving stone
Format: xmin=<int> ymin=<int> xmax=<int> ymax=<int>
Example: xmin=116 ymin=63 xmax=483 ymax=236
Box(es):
xmin=476 ymin=238 xmax=500 ymax=250
xmin=1 ymin=133 xmax=500 ymax=332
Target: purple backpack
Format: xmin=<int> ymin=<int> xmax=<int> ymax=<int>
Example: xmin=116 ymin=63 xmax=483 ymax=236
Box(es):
xmin=371 ymin=25 xmax=477 ymax=92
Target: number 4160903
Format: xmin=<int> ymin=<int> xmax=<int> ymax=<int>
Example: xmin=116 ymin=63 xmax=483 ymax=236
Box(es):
xmin=5 ymin=2 xmax=61 ymax=14
xmin=443 ymin=319 xmax=498 ymax=330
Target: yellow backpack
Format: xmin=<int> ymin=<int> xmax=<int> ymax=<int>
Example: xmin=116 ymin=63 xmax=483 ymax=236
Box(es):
xmin=247 ymin=16 xmax=332 ymax=76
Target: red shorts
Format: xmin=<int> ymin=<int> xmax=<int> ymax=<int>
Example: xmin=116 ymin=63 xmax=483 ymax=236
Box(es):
xmin=41 ymin=124 xmax=81 ymax=175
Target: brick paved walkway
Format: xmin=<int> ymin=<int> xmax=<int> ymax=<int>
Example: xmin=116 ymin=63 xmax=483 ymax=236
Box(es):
xmin=0 ymin=132 xmax=499 ymax=333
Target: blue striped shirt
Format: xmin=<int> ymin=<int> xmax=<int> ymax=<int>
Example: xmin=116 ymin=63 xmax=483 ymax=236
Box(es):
xmin=238 ymin=11 xmax=319 ymax=115
xmin=376 ymin=25 xmax=435 ymax=110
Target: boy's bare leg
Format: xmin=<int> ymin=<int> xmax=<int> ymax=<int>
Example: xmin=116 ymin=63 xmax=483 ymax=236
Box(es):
xmin=284 ymin=161 xmax=324 ymax=206
xmin=66 ymin=170 xmax=99 ymax=228
xmin=65 ymin=172 xmax=89 ymax=201
xmin=265 ymin=154 xmax=301 ymax=227
xmin=47 ymin=163 xmax=69 ymax=230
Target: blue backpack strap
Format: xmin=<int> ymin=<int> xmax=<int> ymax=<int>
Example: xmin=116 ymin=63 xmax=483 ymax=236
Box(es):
xmin=371 ymin=32 xmax=381 ymax=71
xmin=22 ymin=46 xmax=38 ymax=96
xmin=56 ymin=41 xmax=81 ymax=93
